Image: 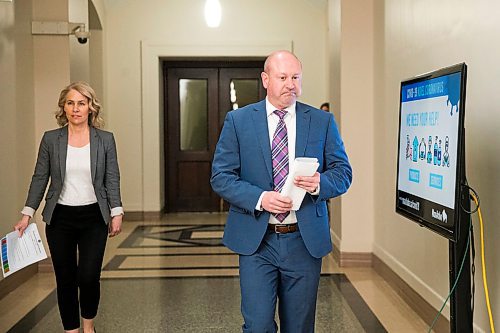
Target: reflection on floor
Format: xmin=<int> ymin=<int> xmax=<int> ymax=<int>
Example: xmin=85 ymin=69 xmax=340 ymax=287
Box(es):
xmin=1 ymin=213 xmax=429 ymax=332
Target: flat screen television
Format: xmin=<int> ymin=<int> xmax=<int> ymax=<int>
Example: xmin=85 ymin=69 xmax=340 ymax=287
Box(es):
xmin=396 ymin=63 xmax=467 ymax=241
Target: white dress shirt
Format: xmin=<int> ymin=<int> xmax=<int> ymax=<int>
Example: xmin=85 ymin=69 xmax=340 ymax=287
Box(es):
xmin=256 ymin=98 xmax=298 ymax=225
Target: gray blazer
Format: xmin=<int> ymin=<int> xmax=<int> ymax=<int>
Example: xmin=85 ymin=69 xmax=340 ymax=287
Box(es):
xmin=25 ymin=126 xmax=122 ymax=224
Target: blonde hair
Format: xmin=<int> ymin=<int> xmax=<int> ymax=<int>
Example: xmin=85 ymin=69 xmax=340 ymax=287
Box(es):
xmin=55 ymin=81 xmax=104 ymax=128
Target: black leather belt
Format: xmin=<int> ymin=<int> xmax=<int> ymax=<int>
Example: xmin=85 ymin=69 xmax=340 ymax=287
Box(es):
xmin=267 ymin=223 xmax=299 ymax=234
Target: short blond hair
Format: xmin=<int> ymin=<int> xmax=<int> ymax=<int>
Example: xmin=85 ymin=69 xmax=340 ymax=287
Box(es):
xmin=55 ymin=81 xmax=104 ymax=128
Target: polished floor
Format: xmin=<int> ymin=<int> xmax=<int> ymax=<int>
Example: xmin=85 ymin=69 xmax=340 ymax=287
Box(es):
xmin=0 ymin=213 xmax=429 ymax=332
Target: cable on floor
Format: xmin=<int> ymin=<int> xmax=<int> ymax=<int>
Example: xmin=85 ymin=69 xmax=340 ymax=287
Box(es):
xmin=427 ymin=214 xmax=472 ymax=333
xmin=471 ymin=192 xmax=495 ymax=333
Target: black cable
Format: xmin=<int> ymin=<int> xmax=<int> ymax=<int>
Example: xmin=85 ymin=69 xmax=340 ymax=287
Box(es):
xmin=463 ymin=180 xmax=477 ymax=314
xmin=428 ymin=215 xmax=472 ymax=332
xmin=429 ymin=182 xmax=479 ymax=331
xmin=460 ymin=182 xmax=480 ymax=214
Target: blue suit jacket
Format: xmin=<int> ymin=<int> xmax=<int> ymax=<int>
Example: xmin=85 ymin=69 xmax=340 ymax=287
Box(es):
xmin=211 ymin=100 xmax=352 ymax=258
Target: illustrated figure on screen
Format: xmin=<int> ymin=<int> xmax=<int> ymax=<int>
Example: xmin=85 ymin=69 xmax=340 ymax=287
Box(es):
xmin=447 ymin=74 xmax=461 ymax=116
xmin=442 ymin=136 xmax=450 ymax=167
xmin=433 ymin=136 xmax=439 ymax=165
xmin=427 ymin=136 xmax=433 ymax=164
xmin=406 ymin=135 xmax=412 ymax=160
xmin=412 ymin=136 xmax=419 ymax=162
xmin=437 ymin=139 xmax=442 ymax=165
xmin=419 ymin=138 xmax=426 ymax=160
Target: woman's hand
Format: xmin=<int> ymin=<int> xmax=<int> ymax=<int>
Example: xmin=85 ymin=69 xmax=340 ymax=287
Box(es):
xmin=108 ymin=215 xmax=123 ymax=237
xmin=14 ymin=215 xmax=31 ymax=237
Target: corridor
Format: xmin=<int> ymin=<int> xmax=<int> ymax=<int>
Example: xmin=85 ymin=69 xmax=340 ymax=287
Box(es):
xmin=2 ymin=214 xmax=428 ymax=332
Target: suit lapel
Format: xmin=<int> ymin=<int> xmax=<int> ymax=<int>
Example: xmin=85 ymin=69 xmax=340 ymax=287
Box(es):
xmin=295 ymin=102 xmax=311 ymax=158
xmin=90 ymin=127 xmax=98 ymax=183
xmin=58 ymin=127 xmax=68 ymax=181
xmin=252 ymin=101 xmax=273 ymax=178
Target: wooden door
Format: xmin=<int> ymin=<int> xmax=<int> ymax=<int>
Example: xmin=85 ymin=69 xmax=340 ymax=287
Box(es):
xmin=164 ymin=61 xmax=265 ymax=212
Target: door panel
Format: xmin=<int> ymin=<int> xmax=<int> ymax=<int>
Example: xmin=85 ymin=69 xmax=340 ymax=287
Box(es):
xmin=164 ymin=62 xmax=265 ymax=212
xmin=166 ymin=68 xmax=219 ymax=212
xmin=179 ymin=79 xmax=209 ymax=151
xmin=219 ymin=68 xmax=266 ymax=127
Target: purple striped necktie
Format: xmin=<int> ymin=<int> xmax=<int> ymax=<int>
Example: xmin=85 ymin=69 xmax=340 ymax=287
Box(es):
xmin=271 ymin=110 xmax=289 ymax=222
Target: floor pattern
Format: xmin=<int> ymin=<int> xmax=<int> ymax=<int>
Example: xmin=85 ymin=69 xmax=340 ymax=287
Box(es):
xmin=1 ymin=214 xmax=429 ymax=332
xmin=9 ymin=275 xmax=386 ymax=332
xmin=102 ymin=223 xmax=238 ymax=279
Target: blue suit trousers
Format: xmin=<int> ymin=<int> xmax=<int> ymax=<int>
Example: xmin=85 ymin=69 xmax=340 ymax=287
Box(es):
xmin=239 ymin=230 xmax=322 ymax=333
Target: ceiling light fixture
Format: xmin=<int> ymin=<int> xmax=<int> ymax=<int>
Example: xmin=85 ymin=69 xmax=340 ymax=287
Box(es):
xmin=204 ymin=0 xmax=221 ymax=28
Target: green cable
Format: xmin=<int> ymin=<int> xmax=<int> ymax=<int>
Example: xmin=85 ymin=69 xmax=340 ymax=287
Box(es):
xmin=428 ymin=214 xmax=472 ymax=332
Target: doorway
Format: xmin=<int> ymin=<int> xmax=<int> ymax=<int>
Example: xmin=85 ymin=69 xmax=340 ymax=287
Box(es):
xmin=164 ymin=60 xmax=266 ymax=212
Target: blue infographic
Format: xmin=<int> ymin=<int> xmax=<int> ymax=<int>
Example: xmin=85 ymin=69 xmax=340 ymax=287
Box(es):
xmin=398 ymin=73 xmax=461 ymax=210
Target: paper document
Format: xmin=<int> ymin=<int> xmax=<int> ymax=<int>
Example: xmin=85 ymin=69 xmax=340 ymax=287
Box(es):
xmin=1 ymin=223 xmax=47 ymax=278
xmin=281 ymin=157 xmax=320 ymax=210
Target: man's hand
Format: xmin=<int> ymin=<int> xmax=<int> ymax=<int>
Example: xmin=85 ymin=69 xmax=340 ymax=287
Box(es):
xmin=294 ymin=172 xmax=320 ymax=193
xmin=108 ymin=215 xmax=123 ymax=237
xmin=262 ymin=191 xmax=292 ymax=213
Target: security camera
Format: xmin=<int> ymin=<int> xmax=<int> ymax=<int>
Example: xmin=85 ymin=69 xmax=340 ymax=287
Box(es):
xmin=69 ymin=23 xmax=90 ymax=44
xmin=74 ymin=30 xmax=90 ymax=44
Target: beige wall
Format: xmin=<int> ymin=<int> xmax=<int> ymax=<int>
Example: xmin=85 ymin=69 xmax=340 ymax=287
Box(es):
xmin=89 ymin=1 xmax=105 ymax=121
xmin=373 ymin=0 xmax=500 ymax=330
xmin=0 ymin=0 xmax=36 ymax=277
xmin=103 ymin=0 xmax=329 ymax=212
xmin=328 ymin=0 xmax=375 ymax=253
xmin=327 ymin=0 xmax=342 ymax=247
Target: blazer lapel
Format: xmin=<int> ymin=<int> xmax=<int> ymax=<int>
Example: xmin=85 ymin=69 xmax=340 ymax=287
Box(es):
xmin=252 ymin=101 xmax=273 ymax=179
xmin=295 ymin=102 xmax=311 ymax=158
xmin=90 ymin=127 xmax=98 ymax=183
xmin=58 ymin=127 xmax=68 ymax=181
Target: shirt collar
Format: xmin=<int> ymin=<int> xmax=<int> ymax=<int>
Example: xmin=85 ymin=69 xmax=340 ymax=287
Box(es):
xmin=265 ymin=97 xmax=296 ymax=118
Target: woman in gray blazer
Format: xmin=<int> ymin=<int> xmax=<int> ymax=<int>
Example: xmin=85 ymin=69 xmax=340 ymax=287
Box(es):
xmin=14 ymin=82 xmax=123 ymax=333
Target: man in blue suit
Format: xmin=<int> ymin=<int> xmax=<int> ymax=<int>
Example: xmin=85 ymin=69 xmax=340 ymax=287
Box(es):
xmin=211 ymin=50 xmax=352 ymax=332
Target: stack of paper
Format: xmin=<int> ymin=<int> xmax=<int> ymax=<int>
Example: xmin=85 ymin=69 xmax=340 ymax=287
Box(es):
xmin=1 ymin=223 xmax=47 ymax=278
xmin=281 ymin=157 xmax=320 ymax=210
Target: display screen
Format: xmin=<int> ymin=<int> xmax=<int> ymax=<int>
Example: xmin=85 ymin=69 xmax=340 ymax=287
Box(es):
xmin=396 ymin=63 xmax=467 ymax=240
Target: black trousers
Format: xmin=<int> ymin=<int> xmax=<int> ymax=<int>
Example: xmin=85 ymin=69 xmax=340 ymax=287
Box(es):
xmin=46 ymin=203 xmax=108 ymax=330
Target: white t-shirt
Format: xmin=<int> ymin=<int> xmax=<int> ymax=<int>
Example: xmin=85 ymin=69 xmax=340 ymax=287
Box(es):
xmin=57 ymin=143 xmax=98 ymax=206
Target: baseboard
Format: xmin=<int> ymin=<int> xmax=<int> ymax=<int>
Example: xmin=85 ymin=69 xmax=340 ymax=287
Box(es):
xmin=0 ymin=264 xmax=38 ymax=300
xmin=330 ymin=228 xmax=372 ymax=267
xmin=338 ymin=251 xmax=373 ymax=267
xmin=372 ymin=254 xmax=449 ymax=333
xmin=332 ymin=244 xmax=341 ymax=263
xmin=38 ymin=257 xmax=54 ymax=273
xmin=331 ymin=247 xmax=373 ymax=267
xmin=124 ymin=211 xmax=163 ymax=221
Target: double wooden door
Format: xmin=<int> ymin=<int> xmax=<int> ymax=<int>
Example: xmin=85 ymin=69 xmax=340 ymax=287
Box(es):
xmin=164 ymin=61 xmax=265 ymax=212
